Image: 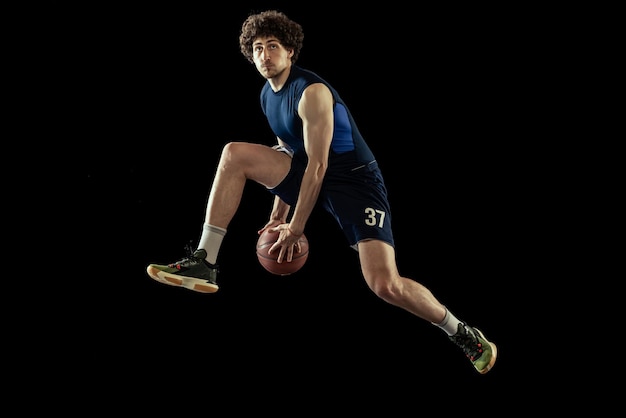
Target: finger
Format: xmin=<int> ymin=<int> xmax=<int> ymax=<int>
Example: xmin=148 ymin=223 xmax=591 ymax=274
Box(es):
xmin=277 ymin=247 xmax=286 ymax=263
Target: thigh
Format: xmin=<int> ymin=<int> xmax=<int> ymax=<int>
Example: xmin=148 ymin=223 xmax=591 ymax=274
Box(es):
xmin=357 ymin=239 xmax=399 ymax=282
xmin=268 ymin=151 xmax=306 ymax=206
xmin=226 ymin=142 xmax=293 ymax=189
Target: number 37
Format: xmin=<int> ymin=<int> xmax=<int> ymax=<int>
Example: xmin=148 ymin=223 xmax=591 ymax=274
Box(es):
xmin=364 ymin=207 xmax=386 ymax=228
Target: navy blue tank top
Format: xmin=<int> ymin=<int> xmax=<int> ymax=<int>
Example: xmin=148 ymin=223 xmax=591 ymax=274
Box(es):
xmin=260 ymin=66 xmax=375 ymax=167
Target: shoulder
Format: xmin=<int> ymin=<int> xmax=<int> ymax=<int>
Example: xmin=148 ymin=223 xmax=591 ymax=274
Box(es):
xmin=302 ymin=82 xmax=332 ymax=100
xmin=292 ymin=66 xmax=324 ymax=85
xmin=291 ymin=67 xmax=333 ymax=98
xmin=260 ymin=80 xmax=271 ymax=95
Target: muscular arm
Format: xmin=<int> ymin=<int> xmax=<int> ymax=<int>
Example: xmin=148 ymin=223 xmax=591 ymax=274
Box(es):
xmin=288 ymin=82 xmax=333 ymax=235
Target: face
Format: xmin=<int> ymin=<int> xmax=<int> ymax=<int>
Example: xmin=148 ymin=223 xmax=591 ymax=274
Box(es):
xmin=252 ymin=37 xmax=293 ymax=80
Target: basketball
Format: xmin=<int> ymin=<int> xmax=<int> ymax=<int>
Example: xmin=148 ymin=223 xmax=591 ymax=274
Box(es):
xmin=256 ymin=228 xmax=309 ymax=276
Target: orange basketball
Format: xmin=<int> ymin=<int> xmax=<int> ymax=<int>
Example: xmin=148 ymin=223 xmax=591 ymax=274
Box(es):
xmin=256 ymin=229 xmax=309 ymax=276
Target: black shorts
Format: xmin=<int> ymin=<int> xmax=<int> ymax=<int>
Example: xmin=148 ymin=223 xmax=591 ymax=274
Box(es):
xmin=269 ymin=150 xmax=394 ymax=249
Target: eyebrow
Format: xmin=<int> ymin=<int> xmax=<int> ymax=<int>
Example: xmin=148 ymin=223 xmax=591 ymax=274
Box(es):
xmin=253 ymin=38 xmax=280 ymax=46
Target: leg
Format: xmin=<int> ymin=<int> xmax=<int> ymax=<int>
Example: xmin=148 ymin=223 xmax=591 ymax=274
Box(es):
xmin=357 ymin=239 xmax=447 ymax=323
xmin=357 ymin=239 xmax=497 ymax=374
xmin=146 ymin=142 xmax=292 ymax=293
xmin=206 ymin=142 xmax=292 ymax=229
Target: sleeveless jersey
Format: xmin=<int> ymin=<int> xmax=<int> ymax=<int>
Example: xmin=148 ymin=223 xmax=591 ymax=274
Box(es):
xmin=260 ymin=66 xmax=375 ymax=166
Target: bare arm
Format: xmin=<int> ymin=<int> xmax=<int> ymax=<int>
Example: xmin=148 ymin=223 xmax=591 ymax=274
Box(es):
xmin=289 ymin=83 xmax=333 ymax=234
xmin=266 ymin=193 xmax=291 ymax=227
xmin=267 ymin=83 xmax=333 ymax=261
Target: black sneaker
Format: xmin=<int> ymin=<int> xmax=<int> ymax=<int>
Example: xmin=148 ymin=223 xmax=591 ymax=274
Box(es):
xmin=146 ymin=247 xmax=219 ymax=293
xmin=449 ymin=323 xmax=497 ymax=374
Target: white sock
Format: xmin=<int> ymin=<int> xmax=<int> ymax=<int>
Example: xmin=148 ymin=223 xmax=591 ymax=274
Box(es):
xmin=197 ymin=223 xmax=227 ymax=265
xmin=433 ymin=308 xmax=463 ymax=336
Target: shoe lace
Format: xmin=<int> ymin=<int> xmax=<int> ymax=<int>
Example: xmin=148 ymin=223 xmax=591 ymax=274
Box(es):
xmin=167 ymin=242 xmax=199 ymax=269
xmin=451 ymin=324 xmax=484 ymax=362
xmin=184 ymin=241 xmax=195 ymax=257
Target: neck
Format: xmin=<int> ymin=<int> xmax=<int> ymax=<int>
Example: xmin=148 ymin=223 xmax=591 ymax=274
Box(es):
xmin=268 ymin=65 xmax=292 ymax=92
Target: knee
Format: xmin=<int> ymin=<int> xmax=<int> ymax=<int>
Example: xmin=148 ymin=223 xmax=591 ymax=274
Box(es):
xmin=219 ymin=142 xmax=247 ymax=167
xmin=366 ymin=274 xmax=399 ymax=302
xmin=220 ymin=142 xmax=239 ymax=160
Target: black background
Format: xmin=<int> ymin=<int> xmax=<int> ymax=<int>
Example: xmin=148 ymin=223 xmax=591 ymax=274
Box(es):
xmin=35 ymin=1 xmax=543 ymax=410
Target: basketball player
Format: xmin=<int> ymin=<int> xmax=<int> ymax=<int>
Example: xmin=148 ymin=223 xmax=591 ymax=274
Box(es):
xmin=147 ymin=9 xmax=497 ymax=374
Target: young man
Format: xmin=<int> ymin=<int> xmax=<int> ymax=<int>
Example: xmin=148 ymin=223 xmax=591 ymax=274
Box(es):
xmin=147 ymin=9 xmax=497 ymax=374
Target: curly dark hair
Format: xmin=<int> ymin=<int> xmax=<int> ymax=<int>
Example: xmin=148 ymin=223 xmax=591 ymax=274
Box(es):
xmin=239 ymin=10 xmax=304 ymax=64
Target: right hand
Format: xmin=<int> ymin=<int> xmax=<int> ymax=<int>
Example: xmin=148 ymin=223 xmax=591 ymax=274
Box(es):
xmin=259 ymin=221 xmax=303 ymax=263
